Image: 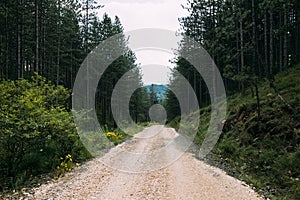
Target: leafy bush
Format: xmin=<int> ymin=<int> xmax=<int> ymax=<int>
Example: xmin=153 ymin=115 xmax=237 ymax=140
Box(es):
xmin=0 ymin=75 xmax=91 ymax=190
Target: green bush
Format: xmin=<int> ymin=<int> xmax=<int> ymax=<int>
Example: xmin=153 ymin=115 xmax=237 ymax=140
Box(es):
xmin=0 ymin=75 xmax=91 ymax=190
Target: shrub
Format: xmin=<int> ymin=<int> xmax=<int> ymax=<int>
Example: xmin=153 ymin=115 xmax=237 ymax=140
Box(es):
xmin=0 ymin=75 xmax=90 ymax=190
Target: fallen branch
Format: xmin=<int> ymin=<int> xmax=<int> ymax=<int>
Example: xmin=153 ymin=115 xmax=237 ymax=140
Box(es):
xmin=270 ymin=79 xmax=294 ymax=111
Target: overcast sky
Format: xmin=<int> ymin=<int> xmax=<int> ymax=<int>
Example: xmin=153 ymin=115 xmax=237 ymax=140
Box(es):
xmin=99 ymin=0 xmax=188 ymax=85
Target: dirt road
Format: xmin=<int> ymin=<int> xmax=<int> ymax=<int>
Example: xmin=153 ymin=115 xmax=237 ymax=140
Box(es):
xmin=31 ymin=125 xmax=263 ymax=200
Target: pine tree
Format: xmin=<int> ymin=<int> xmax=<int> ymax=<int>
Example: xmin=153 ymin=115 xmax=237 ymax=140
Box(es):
xmin=149 ymin=84 xmax=158 ymax=106
xmin=166 ymin=0 xmax=300 ymax=119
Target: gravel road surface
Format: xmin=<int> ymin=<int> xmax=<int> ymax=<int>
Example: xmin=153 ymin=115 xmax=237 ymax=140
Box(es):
xmin=30 ymin=125 xmax=263 ymax=200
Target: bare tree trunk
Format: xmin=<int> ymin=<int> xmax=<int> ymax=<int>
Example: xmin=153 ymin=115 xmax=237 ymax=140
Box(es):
xmin=269 ymin=10 xmax=273 ymax=80
xmin=211 ymin=0 xmax=217 ymax=103
xmin=240 ymin=16 xmax=245 ymax=96
xmin=42 ymin=17 xmax=46 ymax=76
xmin=85 ymin=0 xmax=90 ymax=111
xmin=5 ymin=1 xmax=9 ymax=79
xmin=193 ymin=69 xmax=196 ymax=101
xmin=56 ymin=0 xmax=61 ymax=87
xmin=17 ymin=0 xmax=21 ymax=79
xmin=252 ymin=0 xmax=261 ymax=120
xmin=264 ymin=11 xmax=268 ymax=76
xmin=199 ymin=79 xmax=202 ymax=107
xmin=255 ymin=80 xmax=261 ymax=119
xmin=0 ymin=35 xmax=3 ymax=78
xmin=252 ymin=0 xmax=260 ymax=75
xmin=279 ymin=11 xmax=283 ymax=72
xmin=17 ymin=29 xmax=21 ymax=79
xmin=279 ymin=36 xmax=282 ymax=71
xmin=187 ymin=74 xmax=190 ymax=112
xmin=283 ymin=5 xmax=288 ymax=69
xmin=296 ymin=4 xmax=300 ymax=64
xmin=240 ymin=20 xmax=244 ymax=71
xmin=70 ymin=43 xmax=73 ymax=88
xmin=35 ymin=0 xmax=39 ymax=75
xmin=20 ymin=6 xmax=24 ymax=78
xmin=236 ymin=31 xmax=241 ymax=91
xmin=85 ymin=0 xmax=89 ymax=54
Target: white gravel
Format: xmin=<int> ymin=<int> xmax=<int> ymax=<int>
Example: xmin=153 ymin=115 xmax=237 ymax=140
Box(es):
xmin=28 ymin=125 xmax=263 ymax=200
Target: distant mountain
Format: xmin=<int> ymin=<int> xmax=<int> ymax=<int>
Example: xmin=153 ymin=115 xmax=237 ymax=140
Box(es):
xmin=145 ymin=84 xmax=168 ymax=100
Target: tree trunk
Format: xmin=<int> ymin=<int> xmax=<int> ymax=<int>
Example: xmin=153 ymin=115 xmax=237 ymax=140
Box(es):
xmin=199 ymin=79 xmax=202 ymax=107
xmin=253 ymin=80 xmax=261 ymax=120
xmin=264 ymin=11 xmax=268 ymax=76
xmin=17 ymin=1 xmax=20 ymax=78
xmin=35 ymin=0 xmax=39 ymax=75
xmin=240 ymin=17 xmax=244 ymax=69
xmin=85 ymin=0 xmax=89 ymax=54
xmin=279 ymin=10 xmax=283 ymax=72
xmin=193 ymin=69 xmax=196 ymax=104
xmin=236 ymin=31 xmax=241 ymax=91
xmin=252 ymin=0 xmax=259 ymax=75
xmin=211 ymin=0 xmax=217 ymax=104
xmin=17 ymin=0 xmax=22 ymax=79
xmin=296 ymin=3 xmax=300 ymax=64
xmin=252 ymin=0 xmax=260 ymax=120
xmin=269 ymin=10 xmax=273 ymax=81
xmin=42 ymin=17 xmax=46 ymax=77
xmin=85 ymin=0 xmax=90 ymax=111
xmin=283 ymin=5 xmax=288 ymax=69
xmin=240 ymin=15 xmax=245 ymax=96
xmin=5 ymin=0 xmax=9 ymax=79
xmin=70 ymin=42 xmax=73 ymax=88
xmin=56 ymin=0 xmax=61 ymax=87
xmin=20 ymin=5 xmax=24 ymax=79
xmin=0 ymin=35 xmax=3 ymax=78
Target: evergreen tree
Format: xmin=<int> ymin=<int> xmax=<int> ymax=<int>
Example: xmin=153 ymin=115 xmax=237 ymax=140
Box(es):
xmin=166 ymin=0 xmax=300 ymax=120
xmin=149 ymin=84 xmax=159 ymax=106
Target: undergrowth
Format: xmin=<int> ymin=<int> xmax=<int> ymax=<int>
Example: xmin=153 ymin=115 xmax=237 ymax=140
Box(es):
xmin=169 ymin=64 xmax=300 ymax=199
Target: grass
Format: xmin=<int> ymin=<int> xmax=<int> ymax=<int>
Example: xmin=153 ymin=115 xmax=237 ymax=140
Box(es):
xmin=169 ymin=64 xmax=300 ymax=199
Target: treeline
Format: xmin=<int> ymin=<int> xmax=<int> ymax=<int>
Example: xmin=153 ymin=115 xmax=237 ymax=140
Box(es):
xmin=0 ymin=0 xmax=152 ymax=125
xmin=0 ymin=0 xmax=153 ymax=191
xmin=166 ymin=0 xmax=300 ymax=120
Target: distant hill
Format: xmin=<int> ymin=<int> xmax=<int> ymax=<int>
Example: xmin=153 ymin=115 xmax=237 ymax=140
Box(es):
xmin=145 ymin=84 xmax=168 ymax=100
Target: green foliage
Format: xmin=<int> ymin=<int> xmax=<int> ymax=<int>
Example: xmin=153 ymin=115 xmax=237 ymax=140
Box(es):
xmin=213 ymin=66 xmax=300 ymax=199
xmin=93 ymin=15 xmax=149 ymax=126
xmin=167 ymin=0 xmax=300 ymax=118
xmin=168 ymin=64 xmax=300 ymax=199
xmin=0 ymin=0 xmax=149 ymax=126
xmin=0 ymin=76 xmax=91 ymax=191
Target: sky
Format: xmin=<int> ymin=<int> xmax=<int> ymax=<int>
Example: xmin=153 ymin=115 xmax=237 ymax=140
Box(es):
xmin=99 ymin=0 xmax=188 ymax=85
